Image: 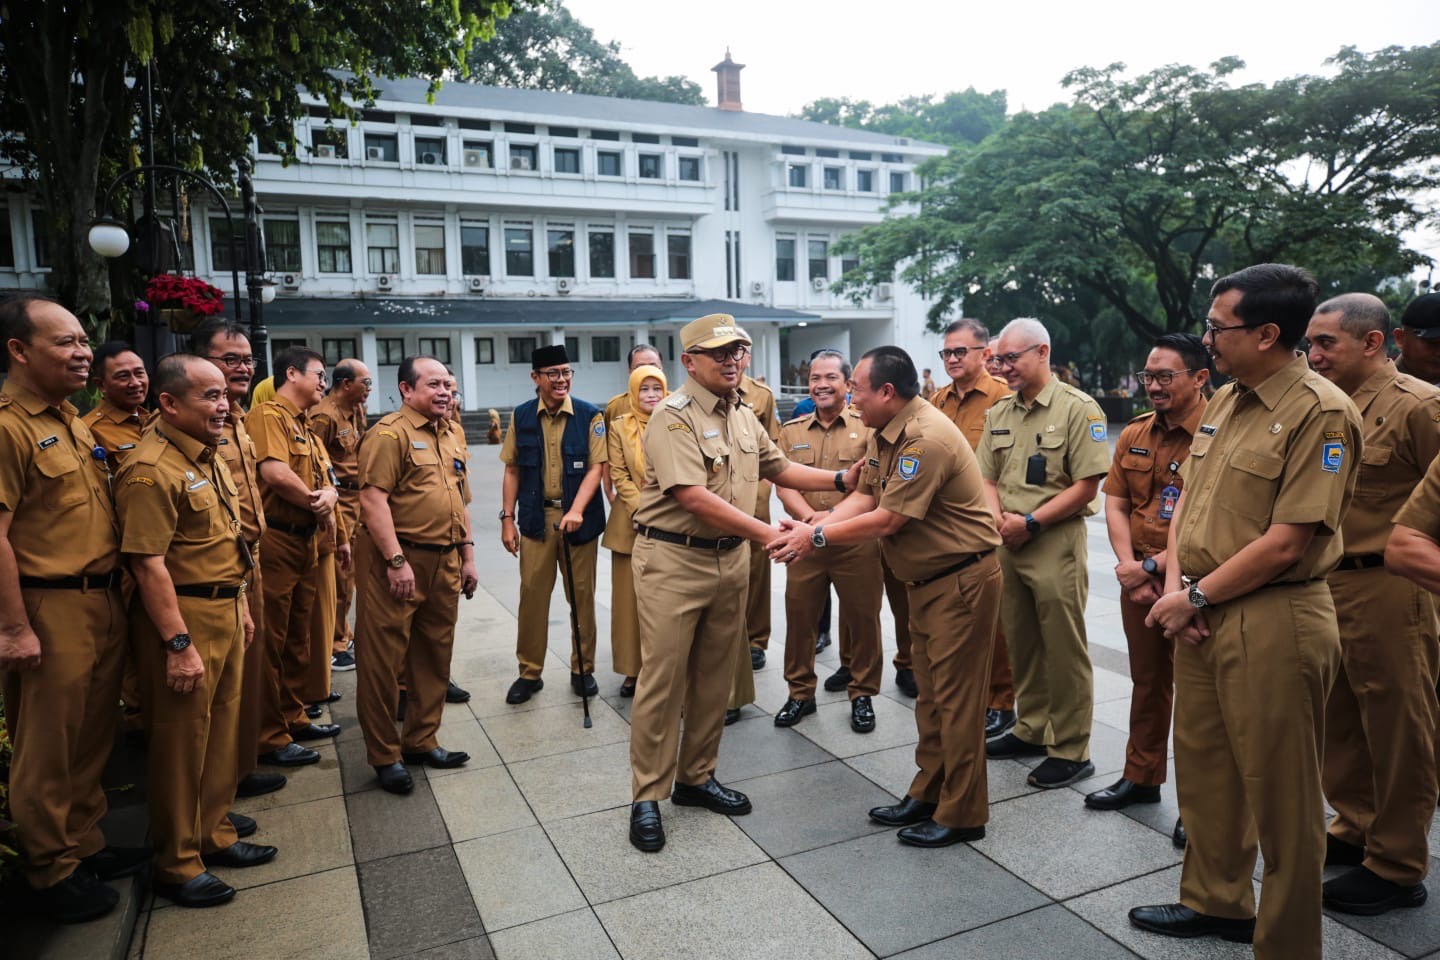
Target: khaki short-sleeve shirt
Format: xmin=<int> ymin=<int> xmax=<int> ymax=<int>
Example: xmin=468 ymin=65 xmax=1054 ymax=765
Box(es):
xmin=1395 ymin=454 xmax=1440 ymax=539
xmin=1176 ymin=356 xmax=1362 ymax=581
xmin=0 ymin=385 xmax=119 ymax=578
xmin=80 ymin=399 xmax=151 ymax=469
xmin=1101 ymin=401 xmax=1207 ymax=556
xmin=310 ymin=394 xmax=368 ymax=488
xmin=977 ymin=378 xmax=1111 ymax=516
xmin=216 ymin=407 xmax=266 ymax=545
xmin=604 ymin=391 xmax=629 ymax=428
xmin=929 ymin=373 xmax=1011 ymax=450
xmin=634 ymin=378 xmax=788 ymax=538
xmin=251 ymin=395 xmax=327 ymax=526
xmin=779 ymin=408 xmax=870 ymax=513
xmin=499 ymin=397 xmax=607 ymax=500
xmin=360 ymin=405 xmax=469 ymax=544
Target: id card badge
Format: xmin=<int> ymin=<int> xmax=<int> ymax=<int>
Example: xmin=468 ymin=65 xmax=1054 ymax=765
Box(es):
xmin=1024 ymin=435 xmax=1047 ymax=486
xmin=1158 ymin=485 xmax=1180 ymax=521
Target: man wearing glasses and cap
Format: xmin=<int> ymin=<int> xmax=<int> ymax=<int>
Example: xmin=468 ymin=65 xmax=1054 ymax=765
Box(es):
xmin=627 ymin=315 xmax=862 ymax=852
xmin=1396 ymin=292 xmax=1440 ymax=386
xmin=498 ymin=344 xmax=607 ymax=705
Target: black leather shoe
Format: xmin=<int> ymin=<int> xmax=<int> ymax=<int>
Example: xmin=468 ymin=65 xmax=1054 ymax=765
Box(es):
xmin=620 ymin=678 xmax=637 ymax=698
xmin=570 ymin=672 xmax=599 ymax=697
xmin=154 ymin=871 xmax=236 ymax=908
xmin=292 ymin=722 xmax=340 ymax=741
xmin=724 ymin=708 xmax=742 ymax=725
xmin=1029 ymin=757 xmax=1094 ymax=789
xmin=1173 ymin=818 xmax=1187 ymax=849
xmin=1084 ymin=778 xmax=1162 ymax=810
xmin=258 ymin=742 xmax=320 ymax=767
xmin=401 ymin=747 xmax=470 ymax=769
xmin=822 ymin=666 xmax=852 ymax=692
xmin=774 ymin=698 xmax=817 ymax=727
xmin=304 ymin=704 xmax=322 ymax=719
xmin=226 ymin=812 xmax=257 ymax=839
xmin=1323 ymin=865 xmax=1428 ymax=915
xmin=898 ymin=819 xmax=985 ymax=847
xmin=1325 ymin=833 xmax=1365 ymax=866
xmin=446 ymin=680 xmax=472 ymax=703
xmin=984 ymin=708 xmax=1016 ymax=739
xmin=506 ymin=676 xmax=543 ymax=704
xmin=318 ymin=690 xmax=342 ymax=704
xmin=396 ymin=688 xmax=408 ymax=721
xmin=80 ymin=846 xmax=150 ymax=881
xmin=1128 ymin=903 xmax=1254 ymax=943
xmin=850 ymin=696 xmax=876 ymax=733
xmin=985 ymin=732 xmax=1047 ymax=759
xmin=30 ymin=869 xmax=119 ymax=923
xmin=374 ymin=762 xmax=414 ymax=795
xmin=815 ymin=630 xmax=831 ymax=653
xmin=750 ymin=646 xmax=766 ymax=670
xmin=205 ymin=840 xmax=278 ymax=868
xmin=629 ymin=801 xmax=665 ymax=852
xmin=672 ymin=777 xmax=752 ymax=815
xmin=894 ymin=668 xmax=917 ymax=698
xmin=869 ymin=796 xmax=937 ymax=827
xmin=235 ymin=771 xmax=287 ymax=796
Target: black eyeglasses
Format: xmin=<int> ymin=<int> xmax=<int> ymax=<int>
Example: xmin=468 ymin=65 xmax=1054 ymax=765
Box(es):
xmin=538 ymin=368 xmax=574 ymax=382
xmin=994 ymin=344 xmax=1043 ymax=367
xmin=1135 ymin=369 xmax=1196 ymax=386
xmin=208 ymin=354 xmax=255 ymax=369
xmin=689 ymin=344 xmax=750 ymax=363
xmin=939 ymin=347 xmax=977 ymax=360
xmin=1203 ymin=320 xmax=1252 ymax=338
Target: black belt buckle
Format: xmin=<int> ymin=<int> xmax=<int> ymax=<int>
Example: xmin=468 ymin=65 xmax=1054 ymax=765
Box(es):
xmin=18 ymin=570 xmax=120 ymax=591
xmin=542 ymin=498 xmax=564 ymax=509
xmin=398 ymin=538 xmax=460 ymax=554
xmin=906 ymin=550 xmax=991 ymax=588
xmin=174 ymin=582 xmax=245 ymax=599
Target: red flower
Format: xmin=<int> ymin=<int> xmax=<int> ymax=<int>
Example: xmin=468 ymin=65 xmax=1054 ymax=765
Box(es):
xmin=144 ymin=274 xmax=226 ymax=317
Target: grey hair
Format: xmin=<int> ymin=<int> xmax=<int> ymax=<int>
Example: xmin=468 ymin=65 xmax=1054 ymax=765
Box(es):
xmin=998 ymin=317 xmax=1051 ymax=349
xmin=1315 ymin=293 xmax=1391 ymax=340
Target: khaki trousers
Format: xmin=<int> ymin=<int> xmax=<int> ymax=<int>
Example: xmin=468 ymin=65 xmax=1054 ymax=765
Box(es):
xmin=304 ymin=551 xmax=336 ymax=704
xmin=134 ymin=594 xmax=244 ymax=885
xmin=889 ymin=557 xmax=1013 ymax=710
xmin=1119 ymin=593 xmax=1174 ymax=786
xmin=235 ymin=557 xmax=265 ymax=783
xmin=746 ymin=483 xmax=772 ymax=651
xmin=1324 ymin=567 xmax=1439 ymax=885
xmin=609 ymin=552 xmax=642 ymax=678
xmin=783 ymin=541 xmax=883 ymax=700
xmin=355 ymin=529 xmax=461 ymax=766
xmin=3 ymin=586 xmax=125 ymax=889
xmin=630 ymin=537 xmax=748 ymax=801
xmin=516 ymin=507 xmax=597 ymax=679
xmin=885 ymin=558 xmax=911 ymax=671
xmin=999 ymin=518 xmax=1093 ymax=761
xmin=257 ymin=527 xmax=319 ymax=751
xmin=332 ymin=489 xmax=360 ymax=655
xmin=906 ymin=554 xmax=1003 ymax=828
xmin=1175 ymin=582 xmax=1339 ymax=960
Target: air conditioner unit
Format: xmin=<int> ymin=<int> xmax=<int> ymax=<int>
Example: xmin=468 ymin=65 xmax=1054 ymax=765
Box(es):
xmin=811 ymin=276 xmax=828 ymax=292
xmin=281 ymin=273 xmax=301 ymax=291
xmin=315 ymin=144 xmax=336 ymax=159
xmin=365 ymin=145 xmax=385 ymax=161
xmin=377 ymin=274 xmax=395 ymax=290
xmin=466 ymin=275 xmax=488 ymax=293
xmin=510 ymin=154 xmax=532 ymax=171
xmin=749 ymin=280 xmax=766 ymax=296
xmin=462 ymin=148 xmax=489 ymax=168
xmin=876 ymin=282 xmax=893 ymax=301
xmin=419 ymin=151 xmax=440 ymax=165
xmin=556 ymin=278 xmax=573 ymax=294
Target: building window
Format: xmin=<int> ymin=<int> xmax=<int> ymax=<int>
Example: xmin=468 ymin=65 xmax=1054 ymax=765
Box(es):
xmin=667 ymin=233 xmax=691 ymax=280
xmin=377 ymin=338 xmax=405 ymax=365
xmin=509 ymin=143 xmax=537 ymax=171
xmin=781 ymin=145 xmax=806 ymax=156
xmin=547 ymin=228 xmax=575 ymax=278
xmin=638 ymin=154 xmax=662 ymax=179
xmin=508 ymin=336 xmax=537 ymax=364
xmin=629 ymin=231 xmax=655 ymax=279
xmin=265 ymin=218 xmax=301 ymax=272
xmin=841 ymin=254 xmax=860 ymax=277
xmin=881 ymin=152 xmax=904 ymax=163
xmin=672 ymin=136 xmax=699 ymax=147
xmin=475 ymin=337 xmax=495 ymax=364
xmin=322 ymin=338 xmax=357 ymax=365
xmin=808 ymin=239 xmax=829 ymax=280
xmin=414 ymin=135 xmax=446 ymax=165
xmin=589 ymin=230 xmax=615 ymax=278
xmin=270 ymin=337 xmax=309 ymax=357
xmin=504 ymin=224 xmax=534 ymax=276
xmin=311 ymin=127 xmax=348 ymax=159
xmin=363 ymin=133 xmax=398 ymax=163
xmin=316 ymin=221 xmax=351 ymax=274
xmin=462 ymin=141 xmax=492 ymax=169
xmin=366 ymin=222 xmax=400 ymax=274
xmin=788 ymin=164 xmax=808 ymax=188
xmin=461 ymin=224 xmax=490 ymax=275
xmin=553 ymin=147 xmax=580 ymax=174
xmin=889 ymin=171 xmax=907 ymax=194
xmin=597 ymin=151 xmax=622 ymax=177
xmin=0 ymin=205 xmax=12 ymax=268
xmin=816 ymin=148 xmax=840 ymax=159
xmin=632 ymin=132 xmax=661 ymax=144
xmin=504 ymin=122 xmax=536 ymax=135
xmin=823 ymin=166 xmax=843 ymax=190
xmin=549 ymin=125 xmax=579 ymax=139
xmin=414 ymin=223 xmax=446 ymax=275
xmin=418 ymin=337 xmax=452 ymax=364
xmin=565 ymin=336 xmax=581 ymax=362
xmin=775 ymin=238 xmax=796 ymax=282
xmin=30 ymin=214 xmax=49 ymax=268
xmin=678 ymin=156 xmax=701 ymax=182
xmin=856 ymin=169 xmax=875 ymax=193
xmin=592 ymin=336 xmax=620 ymax=363
xmin=209 ymin=217 xmax=247 ymax=272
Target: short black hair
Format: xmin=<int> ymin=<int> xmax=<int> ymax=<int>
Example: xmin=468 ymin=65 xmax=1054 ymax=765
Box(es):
xmin=859 ymin=346 xmax=920 ymax=400
xmin=0 ymin=294 xmax=61 ymax=373
xmin=942 ymin=318 xmax=989 ymax=341
xmin=188 ymin=318 xmax=249 ymax=356
xmin=1210 ymin=263 xmax=1318 ymax=350
xmin=808 ymin=349 xmax=852 ymax=381
xmin=628 ymin=343 xmax=662 ymax=368
xmin=91 ymin=341 xmax=141 ymax=380
xmin=398 ymin=354 xmax=443 ymax=389
xmin=1152 ymin=333 xmax=1210 ymax=374
xmin=273 ymin=346 xmax=323 ymax=390
xmin=153 ymin=353 xmax=203 ymax=399
xmin=333 ymin=359 xmax=361 ymax=388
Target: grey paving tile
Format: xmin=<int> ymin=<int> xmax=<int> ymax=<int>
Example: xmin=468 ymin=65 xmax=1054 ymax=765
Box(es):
xmin=479 ymin=698 xmax=629 ymax=764
xmin=892 ymin=903 xmax=1139 ymax=959
xmin=792 ymin=693 xmax=919 ymax=758
xmin=1066 ymin=757 xmax=1181 ymax=843
xmin=508 ymin=739 xmax=632 ymax=822
xmin=597 ymin=861 xmax=872 ymax=960
xmin=547 ymin=802 xmax=767 ymax=903
xmin=358 ymin=846 xmax=486 ymax=960
xmin=846 ymin=744 xmax=1044 ymax=805
xmin=1324 ymin=880 xmax=1440 ymax=958
xmin=454 ymin=825 xmax=587 ymax=932
xmin=1014 ymin=720 xmax=1131 ymax=780
xmin=235 ymin=740 xmax=344 ymax=811
xmin=1094 ymin=666 xmax=1135 ymax=703
xmin=488 ymin=908 xmax=619 ymax=960
xmin=346 ymin=778 xmax=451 ymax=863
xmin=397 ymin=937 xmax=496 ymax=960
xmin=431 ymin=764 xmax=537 ymax=842
xmin=208 ymin=795 xmax=352 ymax=891
xmin=731 ymin=759 xmax=896 ymax=857
xmin=780 ymin=829 xmax=1051 ymax=956
xmin=714 ymin=712 xmax=834 ymax=783
xmin=426 ymin=715 xmax=504 ymax=779
xmin=747 ymin=660 xmax=853 ymax=713
xmin=1092 ymin=695 xmax=1134 ymax=731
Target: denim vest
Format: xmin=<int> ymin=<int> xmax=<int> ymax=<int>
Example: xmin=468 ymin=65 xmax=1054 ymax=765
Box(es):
xmin=512 ymin=397 xmax=606 ymax=544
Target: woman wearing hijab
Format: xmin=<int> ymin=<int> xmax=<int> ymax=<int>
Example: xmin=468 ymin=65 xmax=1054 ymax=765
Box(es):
xmin=602 ymin=364 xmax=667 ymax=697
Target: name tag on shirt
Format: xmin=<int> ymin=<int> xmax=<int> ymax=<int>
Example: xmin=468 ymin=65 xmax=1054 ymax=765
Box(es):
xmin=703 ymin=429 xmax=720 ymax=439
xmin=38 ymin=435 xmax=58 ymax=449
xmin=791 ymin=443 xmax=812 ymax=450
xmin=187 ymin=478 xmax=211 ymax=491
xmin=412 ymin=441 xmax=429 ymax=449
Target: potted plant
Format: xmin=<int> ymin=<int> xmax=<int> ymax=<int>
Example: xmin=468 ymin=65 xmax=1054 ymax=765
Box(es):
xmin=143 ymin=274 xmax=226 ymax=332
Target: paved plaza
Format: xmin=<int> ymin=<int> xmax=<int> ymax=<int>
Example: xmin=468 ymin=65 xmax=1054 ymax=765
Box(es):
xmin=22 ymin=444 xmax=1440 ymax=959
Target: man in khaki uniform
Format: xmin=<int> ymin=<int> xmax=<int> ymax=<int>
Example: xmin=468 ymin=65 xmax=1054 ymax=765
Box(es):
xmin=928 ymin=318 xmax=1015 ymax=735
xmin=499 ymin=345 xmax=607 ymax=703
xmin=1131 ymin=264 xmax=1362 ymax=958
xmin=1395 ymin=293 xmax=1440 ymax=386
xmin=627 ymin=314 xmax=860 ymax=853
xmin=0 ymin=296 xmax=136 ymax=922
xmin=769 ymin=346 xmax=1003 ymax=847
xmin=1305 ymin=293 xmax=1440 ymax=914
xmin=118 ymin=355 xmax=275 ymax=908
xmin=253 ymin=348 xmax=340 ymax=766
xmin=81 ymin=341 xmax=150 ymax=467
xmin=1389 ymin=452 xmax=1440 ymax=585
xmin=738 ymin=362 xmax=779 ymax=678
xmin=979 ymin=318 xmax=1110 ymax=788
xmin=356 ymin=356 xmax=478 ymax=794
xmin=774 ymin=350 xmax=883 ymax=733
xmin=311 ymin=359 xmax=371 ymax=671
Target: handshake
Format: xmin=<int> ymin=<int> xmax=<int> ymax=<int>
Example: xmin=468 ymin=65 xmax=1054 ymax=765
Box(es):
xmin=765 ymin=517 xmax=821 ymax=566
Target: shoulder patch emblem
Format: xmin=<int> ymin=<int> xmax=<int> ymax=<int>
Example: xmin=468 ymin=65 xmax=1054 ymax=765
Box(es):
xmin=897 ymin=454 xmax=920 ymax=481
xmin=593 ymin=420 xmax=606 ymax=437
xmin=127 ymin=476 xmax=154 ymax=486
xmin=665 ymin=393 xmax=692 ymax=410
xmin=263 ymin=409 xmax=284 ymax=419
xmin=901 ymin=445 xmax=923 ymax=457
xmin=1322 ymin=442 xmax=1345 ymax=474
xmin=1090 ymin=422 xmax=1107 ymax=442
xmin=378 ymin=430 xmax=399 ymax=440
xmin=667 ymin=422 xmax=693 ymax=434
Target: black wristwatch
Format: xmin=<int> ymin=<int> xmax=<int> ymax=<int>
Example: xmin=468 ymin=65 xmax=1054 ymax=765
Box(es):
xmin=1024 ymin=514 xmax=1041 ymax=534
xmin=832 ymin=470 xmax=846 ymax=492
xmin=498 ymin=509 xmax=513 ymax=521
xmin=1141 ymin=557 xmax=1159 ymax=576
xmin=164 ymin=632 xmax=192 ymax=653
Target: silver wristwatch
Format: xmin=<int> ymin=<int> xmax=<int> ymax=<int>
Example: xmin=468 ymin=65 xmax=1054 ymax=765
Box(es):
xmin=1187 ymin=581 xmax=1209 ymax=609
xmin=811 ymin=525 xmax=827 ymax=549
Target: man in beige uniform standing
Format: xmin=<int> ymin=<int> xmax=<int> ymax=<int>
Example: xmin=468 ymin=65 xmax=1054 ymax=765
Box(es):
xmin=1305 ymin=293 xmax=1440 ymax=915
xmin=627 ymin=314 xmax=860 ymax=852
xmin=311 ymin=358 xmax=370 ymax=673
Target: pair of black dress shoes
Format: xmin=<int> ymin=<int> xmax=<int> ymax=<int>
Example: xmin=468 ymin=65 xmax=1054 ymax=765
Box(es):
xmin=867 ymin=796 xmax=984 ymax=847
xmin=629 ymin=778 xmax=752 ymax=852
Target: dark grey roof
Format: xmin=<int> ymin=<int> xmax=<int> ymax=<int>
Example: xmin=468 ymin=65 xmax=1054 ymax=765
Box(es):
xmin=265 ymin=297 xmax=819 ymax=329
xmin=359 ymin=77 xmax=946 ymax=154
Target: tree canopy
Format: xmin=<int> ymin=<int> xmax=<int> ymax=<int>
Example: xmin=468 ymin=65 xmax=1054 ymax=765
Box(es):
xmin=798 ymin=89 xmax=1008 ymax=147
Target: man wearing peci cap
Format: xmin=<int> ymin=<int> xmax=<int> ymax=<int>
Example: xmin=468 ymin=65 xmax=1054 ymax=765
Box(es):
xmin=1395 ymin=292 xmax=1440 ymax=386
xmin=627 ymin=315 xmax=863 ymax=853
xmin=499 ymin=344 xmax=607 ymax=704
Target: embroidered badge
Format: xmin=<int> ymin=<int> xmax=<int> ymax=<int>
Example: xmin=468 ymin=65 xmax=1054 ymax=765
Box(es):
xmin=667 ymin=422 xmax=692 ymax=433
xmin=1322 ymin=442 xmax=1344 ymax=474
xmin=1089 ymin=422 xmax=1107 ymax=442
xmin=897 ymin=455 xmax=920 ymax=480
xmin=593 ymin=421 xmax=606 ymax=437
xmin=1158 ymin=485 xmax=1180 ymax=520
xmin=1323 ymin=431 xmax=1344 ymax=440
xmin=38 ymin=435 xmax=58 ymax=450
xmin=127 ymin=476 xmax=154 ymax=486
xmin=378 ymin=430 xmax=399 ymax=440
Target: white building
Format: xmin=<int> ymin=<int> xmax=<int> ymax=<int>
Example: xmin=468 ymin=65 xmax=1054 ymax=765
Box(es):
xmin=0 ymin=55 xmax=949 ymax=413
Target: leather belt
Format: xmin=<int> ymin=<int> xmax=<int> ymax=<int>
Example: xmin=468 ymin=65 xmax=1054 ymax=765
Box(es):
xmin=399 ymin=538 xmax=464 ymax=554
xmin=905 ymin=550 xmax=993 ymax=588
xmin=1336 ymin=554 xmax=1385 ymax=572
xmin=542 ymin=498 xmax=564 ymax=509
xmin=18 ymin=571 xmax=121 ymax=591
xmin=335 ymin=479 xmax=359 ymax=491
xmin=635 ymin=524 xmax=745 ymax=551
xmin=174 ymin=582 xmax=246 ymax=599
xmin=265 ymin=518 xmax=317 ymax=538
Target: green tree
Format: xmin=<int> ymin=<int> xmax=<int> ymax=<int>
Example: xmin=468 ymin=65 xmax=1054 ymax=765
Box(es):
xmin=464 ymin=1 xmax=705 ymax=105
xmin=0 ymin=0 xmax=527 ymax=317
xmin=798 ymin=89 xmax=1008 ymax=147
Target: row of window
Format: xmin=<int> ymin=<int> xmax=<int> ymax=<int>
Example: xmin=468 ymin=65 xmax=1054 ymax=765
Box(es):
xmin=294 ymin=334 xmax=651 ymax=370
xmin=787 ymin=164 xmax=907 ymax=194
xmin=780 ymin=145 xmax=908 ymax=162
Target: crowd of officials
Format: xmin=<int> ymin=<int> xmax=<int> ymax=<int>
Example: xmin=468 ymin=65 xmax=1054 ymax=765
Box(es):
xmin=4 ymin=262 xmax=1440 ymax=960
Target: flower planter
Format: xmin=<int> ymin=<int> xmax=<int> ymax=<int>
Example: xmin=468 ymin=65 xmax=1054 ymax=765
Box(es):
xmin=160 ymin=307 xmax=200 ymax=333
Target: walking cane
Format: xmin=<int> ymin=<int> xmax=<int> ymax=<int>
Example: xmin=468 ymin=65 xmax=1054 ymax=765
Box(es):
xmin=555 ymin=522 xmax=593 ymax=729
